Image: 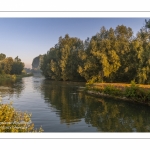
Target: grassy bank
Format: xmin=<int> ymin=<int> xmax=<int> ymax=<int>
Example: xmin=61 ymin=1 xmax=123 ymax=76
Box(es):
xmin=85 ymin=81 xmax=150 ymax=106
xmin=0 ymin=74 xmax=16 ymax=81
xmin=0 ymin=73 xmax=33 ymax=81
xmin=16 ymin=73 xmax=33 ymax=79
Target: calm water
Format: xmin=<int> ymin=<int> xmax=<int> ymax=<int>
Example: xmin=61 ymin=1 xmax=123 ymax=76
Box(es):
xmin=1 ymin=76 xmax=150 ymax=132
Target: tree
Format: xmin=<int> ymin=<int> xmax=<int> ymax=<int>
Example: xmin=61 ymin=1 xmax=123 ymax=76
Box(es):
xmin=135 ymin=27 xmax=150 ymax=83
xmin=0 ymin=57 xmax=13 ymax=74
xmin=0 ymin=53 xmax=6 ymax=61
xmin=41 ymin=35 xmax=84 ymax=81
xmin=144 ymin=19 xmax=150 ymax=32
xmin=78 ymin=27 xmax=121 ymax=83
xmin=10 ymin=56 xmax=24 ymax=75
xmin=41 ymin=20 xmax=150 ymax=84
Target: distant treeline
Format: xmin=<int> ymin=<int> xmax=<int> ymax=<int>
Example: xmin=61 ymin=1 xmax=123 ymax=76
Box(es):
xmin=0 ymin=54 xmax=24 ymax=75
xmin=41 ymin=19 xmax=150 ymax=84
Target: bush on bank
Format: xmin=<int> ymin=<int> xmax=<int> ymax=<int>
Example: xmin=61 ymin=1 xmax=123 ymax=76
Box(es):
xmin=86 ymin=81 xmax=150 ymax=105
xmin=0 ymin=96 xmax=43 ymax=132
xmin=0 ymin=74 xmax=16 ymax=81
xmin=124 ymin=81 xmax=150 ymax=103
xmin=0 ymin=73 xmax=33 ymax=82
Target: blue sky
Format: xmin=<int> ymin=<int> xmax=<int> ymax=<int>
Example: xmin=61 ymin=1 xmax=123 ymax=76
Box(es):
xmin=0 ymin=18 xmax=149 ymax=68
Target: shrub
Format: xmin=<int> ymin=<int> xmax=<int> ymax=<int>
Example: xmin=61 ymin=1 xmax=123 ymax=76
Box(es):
xmin=124 ymin=80 xmax=150 ymax=102
xmin=0 ymin=74 xmax=16 ymax=81
xmin=124 ymin=80 xmax=139 ymax=98
xmin=0 ymin=96 xmax=43 ymax=132
xmin=103 ymin=85 xmax=122 ymax=96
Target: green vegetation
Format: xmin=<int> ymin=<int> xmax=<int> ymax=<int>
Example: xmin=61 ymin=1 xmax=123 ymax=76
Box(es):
xmin=86 ymin=81 xmax=150 ymax=105
xmin=41 ymin=34 xmax=85 ymax=81
xmin=0 ymin=55 xmax=24 ymax=75
xmin=41 ymin=19 xmax=150 ymax=84
xmin=124 ymin=81 xmax=150 ymax=103
xmin=103 ymin=85 xmax=122 ymax=96
xmin=0 ymin=96 xmax=43 ymax=132
xmin=0 ymin=74 xmax=16 ymax=81
xmin=39 ymin=80 xmax=150 ymax=132
xmin=16 ymin=73 xmax=33 ymax=79
xmin=0 ymin=54 xmax=32 ymax=83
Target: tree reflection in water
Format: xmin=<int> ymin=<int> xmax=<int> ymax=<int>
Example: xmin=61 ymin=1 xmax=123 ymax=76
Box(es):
xmin=39 ymin=79 xmax=150 ymax=132
xmin=0 ymin=79 xmax=24 ymax=99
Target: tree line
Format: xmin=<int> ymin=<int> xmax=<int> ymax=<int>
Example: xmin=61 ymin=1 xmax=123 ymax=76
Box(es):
xmin=40 ymin=19 xmax=150 ymax=84
xmin=0 ymin=54 xmax=24 ymax=75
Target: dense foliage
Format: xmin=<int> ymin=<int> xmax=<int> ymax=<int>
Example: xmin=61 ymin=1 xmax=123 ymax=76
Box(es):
xmin=41 ymin=34 xmax=85 ymax=81
xmin=0 ymin=55 xmax=24 ymax=75
xmin=86 ymin=81 xmax=150 ymax=105
xmin=41 ymin=19 xmax=150 ymax=84
xmin=0 ymin=96 xmax=43 ymax=132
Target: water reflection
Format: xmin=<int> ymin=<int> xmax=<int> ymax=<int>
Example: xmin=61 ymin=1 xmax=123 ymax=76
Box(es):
xmin=0 ymin=78 xmax=24 ymax=99
xmin=1 ymin=76 xmax=150 ymax=132
xmin=40 ymin=80 xmax=85 ymax=125
xmin=39 ymin=79 xmax=150 ymax=132
xmin=83 ymin=95 xmax=150 ymax=132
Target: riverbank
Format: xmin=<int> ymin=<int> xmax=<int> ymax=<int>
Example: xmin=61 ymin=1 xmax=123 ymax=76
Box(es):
xmin=16 ymin=73 xmax=33 ymax=79
xmin=0 ymin=74 xmax=16 ymax=81
xmin=0 ymin=73 xmax=33 ymax=80
xmin=85 ymin=81 xmax=150 ymax=106
xmin=0 ymin=74 xmax=33 ymax=85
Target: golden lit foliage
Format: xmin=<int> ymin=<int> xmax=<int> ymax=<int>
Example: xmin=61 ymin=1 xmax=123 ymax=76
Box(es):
xmin=41 ymin=20 xmax=150 ymax=84
xmin=0 ymin=55 xmax=24 ymax=75
xmin=0 ymin=96 xmax=43 ymax=132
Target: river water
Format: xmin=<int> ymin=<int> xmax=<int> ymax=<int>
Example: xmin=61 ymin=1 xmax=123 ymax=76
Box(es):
xmin=1 ymin=76 xmax=150 ymax=132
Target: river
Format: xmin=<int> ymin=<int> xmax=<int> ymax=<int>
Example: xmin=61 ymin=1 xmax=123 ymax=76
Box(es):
xmin=1 ymin=76 xmax=150 ymax=132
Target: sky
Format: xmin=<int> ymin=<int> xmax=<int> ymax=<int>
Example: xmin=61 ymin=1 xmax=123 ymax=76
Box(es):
xmin=0 ymin=18 xmax=149 ymax=68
